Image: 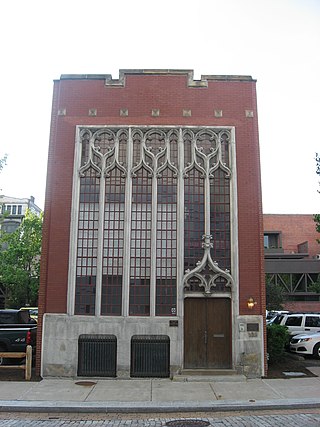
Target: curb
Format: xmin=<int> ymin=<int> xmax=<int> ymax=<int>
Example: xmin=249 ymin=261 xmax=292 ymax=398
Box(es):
xmin=1 ymin=398 xmax=320 ymax=413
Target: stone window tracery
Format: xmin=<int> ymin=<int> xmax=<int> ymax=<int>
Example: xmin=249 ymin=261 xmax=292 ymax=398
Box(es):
xmin=73 ymin=126 xmax=234 ymax=316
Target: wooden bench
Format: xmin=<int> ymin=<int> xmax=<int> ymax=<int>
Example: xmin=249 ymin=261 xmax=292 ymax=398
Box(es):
xmin=0 ymin=345 xmax=32 ymax=380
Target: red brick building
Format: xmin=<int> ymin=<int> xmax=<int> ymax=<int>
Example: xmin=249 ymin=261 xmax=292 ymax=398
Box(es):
xmin=264 ymin=214 xmax=320 ymax=312
xmin=38 ymin=70 xmax=265 ymax=378
xmin=264 ymin=214 xmax=319 ymax=259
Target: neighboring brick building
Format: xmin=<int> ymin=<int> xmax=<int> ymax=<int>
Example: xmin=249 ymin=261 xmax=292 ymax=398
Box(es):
xmin=264 ymin=214 xmax=320 ymax=312
xmin=38 ymin=70 xmax=265 ymax=378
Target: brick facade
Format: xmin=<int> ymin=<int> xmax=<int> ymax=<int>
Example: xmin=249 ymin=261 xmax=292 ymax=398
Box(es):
xmin=264 ymin=214 xmax=319 ymax=258
xmin=38 ymin=70 xmax=265 ymax=378
xmin=264 ymin=214 xmax=320 ymax=313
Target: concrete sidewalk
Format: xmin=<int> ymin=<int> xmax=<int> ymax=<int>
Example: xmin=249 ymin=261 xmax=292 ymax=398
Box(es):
xmin=0 ymin=367 xmax=320 ymax=413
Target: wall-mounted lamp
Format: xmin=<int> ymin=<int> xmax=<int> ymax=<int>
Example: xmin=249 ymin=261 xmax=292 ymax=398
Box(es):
xmin=247 ymin=297 xmax=257 ymax=309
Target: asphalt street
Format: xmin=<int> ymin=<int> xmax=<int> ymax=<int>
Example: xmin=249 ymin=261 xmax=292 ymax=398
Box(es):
xmin=1 ymin=409 xmax=320 ymax=426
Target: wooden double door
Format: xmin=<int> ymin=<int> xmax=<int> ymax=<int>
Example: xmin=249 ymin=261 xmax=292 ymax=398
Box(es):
xmin=184 ymin=298 xmax=231 ymax=369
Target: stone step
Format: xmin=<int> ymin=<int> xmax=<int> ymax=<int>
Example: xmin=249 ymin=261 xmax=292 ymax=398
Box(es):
xmin=173 ymin=369 xmax=246 ymax=382
xmin=181 ymin=369 xmax=238 ymax=376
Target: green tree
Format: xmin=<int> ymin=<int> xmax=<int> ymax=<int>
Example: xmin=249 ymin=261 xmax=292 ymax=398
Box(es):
xmin=308 ymin=274 xmax=320 ymax=293
xmin=0 ymin=209 xmax=43 ymax=307
xmin=266 ymin=278 xmax=284 ymax=311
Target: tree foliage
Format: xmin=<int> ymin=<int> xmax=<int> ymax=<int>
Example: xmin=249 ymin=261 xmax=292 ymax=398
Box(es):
xmin=316 ymin=152 xmax=320 ymax=178
xmin=0 ymin=209 xmax=43 ymax=307
xmin=265 ymin=278 xmax=284 ymax=311
xmin=308 ymin=274 xmax=320 ymax=293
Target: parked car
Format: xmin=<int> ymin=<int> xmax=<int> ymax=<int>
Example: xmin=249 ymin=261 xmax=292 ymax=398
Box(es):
xmin=20 ymin=307 xmax=38 ymax=322
xmin=290 ymin=331 xmax=320 ymax=359
xmin=0 ymin=309 xmax=34 ymax=324
xmin=267 ymin=312 xmax=320 ymax=336
xmin=266 ymin=310 xmax=289 ymax=324
xmin=0 ymin=309 xmax=37 ymax=365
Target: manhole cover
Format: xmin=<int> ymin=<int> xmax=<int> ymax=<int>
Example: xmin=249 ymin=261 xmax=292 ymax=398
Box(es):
xmin=166 ymin=421 xmax=210 ymax=427
xmin=75 ymin=381 xmax=97 ymax=386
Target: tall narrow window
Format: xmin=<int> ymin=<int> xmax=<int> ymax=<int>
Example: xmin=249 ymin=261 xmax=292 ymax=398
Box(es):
xmin=183 ymin=130 xmax=206 ymax=281
xmin=183 ymin=129 xmax=232 ymax=294
xmin=156 ymin=168 xmax=177 ymax=316
xmin=75 ymin=168 xmax=99 ymax=314
xmin=101 ymin=168 xmax=125 ymax=315
xmin=210 ymin=168 xmax=231 ymax=271
xmin=129 ymin=168 xmax=152 ymax=315
xmin=184 ymin=169 xmax=205 ymax=274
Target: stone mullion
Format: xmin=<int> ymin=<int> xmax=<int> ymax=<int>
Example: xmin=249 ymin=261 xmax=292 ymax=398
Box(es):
xmin=149 ymin=138 xmax=157 ymax=317
xmin=95 ymin=155 xmax=106 ymax=316
xmin=204 ymin=155 xmax=211 ymax=238
xmin=229 ymin=127 xmax=239 ymax=313
xmin=67 ymin=127 xmax=82 ymax=315
xmin=177 ymin=128 xmax=184 ymax=319
xmin=228 ymin=127 xmax=238 ymax=374
xmin=122 ymin=127 xmax=133 ymax=317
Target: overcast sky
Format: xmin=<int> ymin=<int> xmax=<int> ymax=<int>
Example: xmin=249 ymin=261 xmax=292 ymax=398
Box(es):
xmin=0 ymin=0 xmax=319 ymax=213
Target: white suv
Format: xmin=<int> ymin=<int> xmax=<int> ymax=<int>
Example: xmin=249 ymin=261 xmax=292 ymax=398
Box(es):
xmin=290 ymin=331 xmax=320 ymax=358
xmin=268 ymin=312 xmax=320 ymax=336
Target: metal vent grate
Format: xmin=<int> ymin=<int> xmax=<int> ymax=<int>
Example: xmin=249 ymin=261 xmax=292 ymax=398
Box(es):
xmin=78 ymin=334 xmax=117 ymax=377
xmin=131 ymin=335 xmax=170 ymax=378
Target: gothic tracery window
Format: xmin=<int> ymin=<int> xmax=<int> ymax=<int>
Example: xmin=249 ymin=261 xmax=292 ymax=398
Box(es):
xmin=73 ymin=126 xmax=233 ymax=316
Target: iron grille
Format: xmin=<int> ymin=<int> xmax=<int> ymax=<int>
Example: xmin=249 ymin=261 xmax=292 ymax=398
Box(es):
xmin=131 ymin=335 xmax=170 ymax=378
xmin=77 ymin=334 xmax=117 ymax=377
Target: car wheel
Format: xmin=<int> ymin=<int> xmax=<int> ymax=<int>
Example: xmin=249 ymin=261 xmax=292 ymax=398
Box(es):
xmin=313 ymin=343 xmax=320 ymax=359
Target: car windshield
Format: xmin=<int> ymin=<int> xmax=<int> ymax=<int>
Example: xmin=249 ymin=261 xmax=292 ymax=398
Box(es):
xmin=272 ymin=315 xmax=285 ymax=324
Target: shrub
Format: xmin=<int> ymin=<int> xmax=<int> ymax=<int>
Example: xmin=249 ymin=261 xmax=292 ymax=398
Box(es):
xmin=267 ymin=324 xmax=290 ymax=364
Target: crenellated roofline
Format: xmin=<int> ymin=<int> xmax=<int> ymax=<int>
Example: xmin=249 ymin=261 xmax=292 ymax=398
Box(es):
xmin=60 ymin=69 xmax=255 ymax=87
